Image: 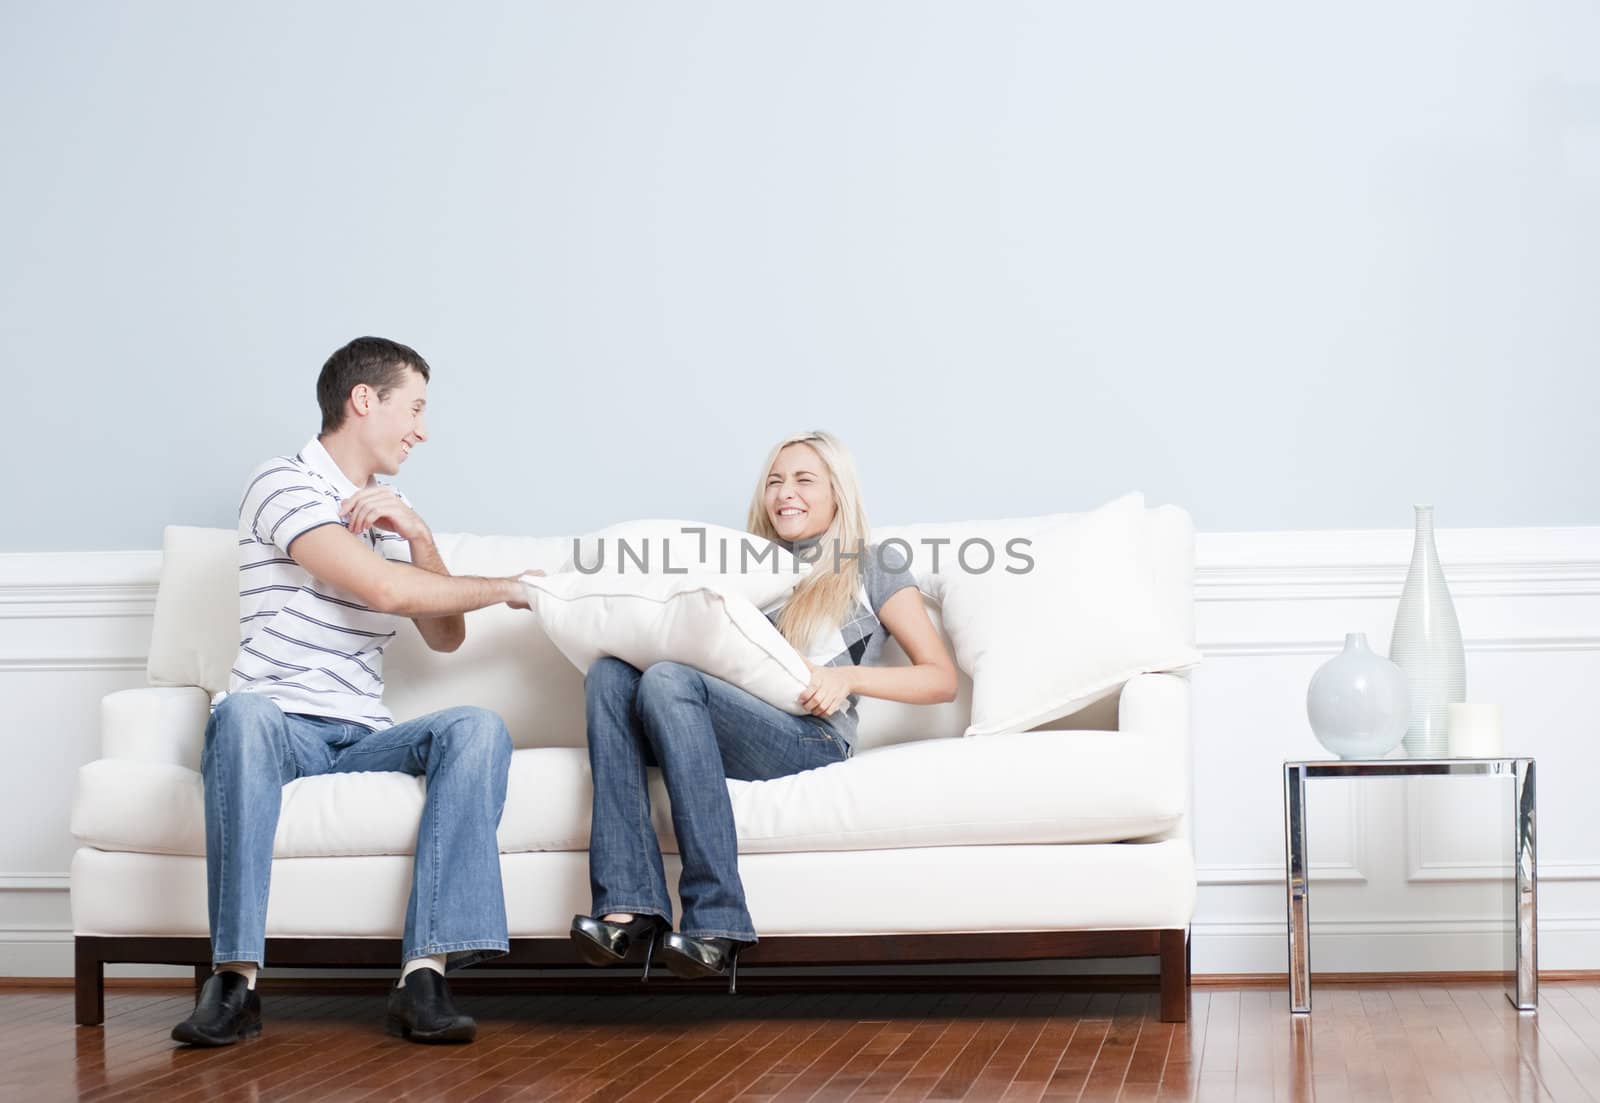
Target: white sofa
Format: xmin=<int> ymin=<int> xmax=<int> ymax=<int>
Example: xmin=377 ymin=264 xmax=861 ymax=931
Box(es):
xmin=69 ymin=509 xmax=1198 ymax=1023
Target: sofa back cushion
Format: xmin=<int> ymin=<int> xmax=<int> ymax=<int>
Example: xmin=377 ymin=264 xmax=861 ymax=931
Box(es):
xmin=854 ymin=501 xmax=1195 ymax=747
xmin=148 ymin=528 xmax=585 ymax=748
xmin=891 ymin=494 xmax=1200 ymax=736
xmin=381 ymin=533 xmax=579 ymax=746
xmin=147 ymin=526 xmax=245 ymax=698
xmin=145 ymin=504 xmax=1193 ymax=750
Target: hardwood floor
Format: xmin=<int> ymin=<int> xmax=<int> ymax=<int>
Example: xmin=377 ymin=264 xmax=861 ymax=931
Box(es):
xmin=4 ymin=981 xmax=1600 ymax=1101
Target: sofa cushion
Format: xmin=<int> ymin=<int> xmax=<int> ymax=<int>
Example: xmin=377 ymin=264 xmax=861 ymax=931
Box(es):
xmin=146 ymin=526 xmax=245 ymax=696
xmin=888 ymin=494 xmax=1200 ymax=736
xmin=72 ymin=841 xmax=1197 ymax=939
xmin=71 ymin=729 xmax=1182 ymax=859
xmin=144 ymin=507 xmax=1194 ymax=752
xmin=718 ymin=729 xmax=1183 ymax=851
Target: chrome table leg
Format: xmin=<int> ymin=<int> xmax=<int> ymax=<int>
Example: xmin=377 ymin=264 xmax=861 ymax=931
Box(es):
xmin=1285 ymin=762 xmax=1312 ymax=1013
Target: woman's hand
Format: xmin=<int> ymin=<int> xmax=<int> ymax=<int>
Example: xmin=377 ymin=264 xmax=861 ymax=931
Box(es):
xmin=799 ymin=661 xmax=855 ymax=717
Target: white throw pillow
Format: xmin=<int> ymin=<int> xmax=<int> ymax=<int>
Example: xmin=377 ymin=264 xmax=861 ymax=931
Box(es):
xmin=522 ymin=573 xmax=812 ymax=715
xmin=565 ymin=519 xmax=805 ymax=608
xmin=926 ymin=493 xmax=1201 ymax=736
xmin=147 ymin=526 xmax=245 ymax=695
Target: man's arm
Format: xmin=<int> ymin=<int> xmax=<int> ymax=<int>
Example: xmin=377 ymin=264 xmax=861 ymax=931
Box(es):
xmin=402 ymin=529 xmax=468 ymax=652
xmin=333 ymin=485 xmax=536 ymax=652
xmin=288 ymin=524 xmax=529 ymax=619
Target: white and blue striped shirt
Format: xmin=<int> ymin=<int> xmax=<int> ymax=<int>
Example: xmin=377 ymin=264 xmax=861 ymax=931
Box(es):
xmin=229 ymin=437 xmax=412 ymax=728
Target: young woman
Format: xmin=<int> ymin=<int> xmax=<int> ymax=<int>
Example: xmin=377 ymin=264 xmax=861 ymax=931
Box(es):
xmin=569 ymin=431 xmax=959 ymax=989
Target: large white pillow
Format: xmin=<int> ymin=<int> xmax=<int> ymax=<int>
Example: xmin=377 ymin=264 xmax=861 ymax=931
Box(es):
xmin=147 ymin=526 xmax=244 ymax=695
xmin=521 ymin=573 xmax=812 ymax=715
xmin=925 ymin=492 xmax=1201 ymax=736
xmin=565 ymin=519 xmax=805 ymax=608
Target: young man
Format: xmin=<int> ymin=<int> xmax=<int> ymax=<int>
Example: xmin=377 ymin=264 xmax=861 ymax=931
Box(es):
xmin=171 ymin=337 xmax=535 ymax=1047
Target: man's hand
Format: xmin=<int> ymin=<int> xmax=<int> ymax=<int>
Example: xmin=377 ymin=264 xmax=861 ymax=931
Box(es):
xmin=799 ymin=660 xmax=854 ymax=717
xmin=503 ymin=569 xmax=545 ymax=610
xmin=339 ymin=486 xmax=429 ymax=543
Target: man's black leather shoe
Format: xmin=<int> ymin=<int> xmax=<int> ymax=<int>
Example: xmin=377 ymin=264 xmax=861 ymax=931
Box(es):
xmin=170 ymin=971 xmax=261 ymax=1046
xmin=385 ymin=969 xmax=476 ymax=1044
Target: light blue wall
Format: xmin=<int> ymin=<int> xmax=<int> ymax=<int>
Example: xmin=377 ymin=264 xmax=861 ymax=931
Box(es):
xmin=4 ymin=1 xmax=1597 ymax=551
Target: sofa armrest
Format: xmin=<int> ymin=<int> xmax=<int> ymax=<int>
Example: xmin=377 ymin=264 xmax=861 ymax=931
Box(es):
xmin=1118 ymin=673 xmax=1192 ymax=844
xmin=101 ymin=686 xmax=210 ymax=771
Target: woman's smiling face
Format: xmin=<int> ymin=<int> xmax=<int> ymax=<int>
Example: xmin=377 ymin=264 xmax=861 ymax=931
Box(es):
xmin=764 ymin=442 xmax=836 ymax=543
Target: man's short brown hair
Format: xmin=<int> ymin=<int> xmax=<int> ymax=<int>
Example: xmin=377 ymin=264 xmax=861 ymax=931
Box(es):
xmin=316 ymin=337 xmax=431 ymax=434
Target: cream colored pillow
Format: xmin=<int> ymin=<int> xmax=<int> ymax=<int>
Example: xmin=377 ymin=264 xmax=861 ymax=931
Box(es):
xmin=146 ymin=526 xmax=241 ymax=695
xmin=521 ymin=573 xmax=812 ymax=715
xmin=925 ymin=493 xmax=1201 ymax=736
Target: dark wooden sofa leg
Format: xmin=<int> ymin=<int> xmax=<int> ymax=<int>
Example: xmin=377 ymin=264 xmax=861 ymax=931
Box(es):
xmin=75 ymin=938 xmax=104 ymax=1026
xmin=1159 ymin=928 xmax=1189 ymax=1023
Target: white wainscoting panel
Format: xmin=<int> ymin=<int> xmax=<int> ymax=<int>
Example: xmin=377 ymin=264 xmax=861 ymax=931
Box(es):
xmin=1191 ymin=525 xmax=1600 ymax=975
xmin=0 ymin=552 xmax=160 ymax=975
xmin=2 ymin=528 xmax=1597 ymax=977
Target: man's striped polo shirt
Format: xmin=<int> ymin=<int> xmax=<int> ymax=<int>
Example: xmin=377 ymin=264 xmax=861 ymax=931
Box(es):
xmin=229 ymin=437 xmax=412 ymax=728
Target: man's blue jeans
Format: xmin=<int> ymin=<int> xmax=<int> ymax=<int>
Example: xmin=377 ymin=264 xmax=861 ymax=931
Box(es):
xmin=202 ymin=692 xmax=513 ymax=969
xmin=584 ymin=658 xmax=849 ymax=943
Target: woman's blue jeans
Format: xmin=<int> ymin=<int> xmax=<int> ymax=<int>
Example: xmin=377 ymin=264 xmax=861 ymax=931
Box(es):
xmin=584 ymin=658 xmax=849 ymax=942
xmin=201 ymin=692 xmax=513 ymax=969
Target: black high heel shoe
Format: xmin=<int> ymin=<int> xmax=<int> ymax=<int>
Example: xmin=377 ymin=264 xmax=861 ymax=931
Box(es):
xmin=570 ymin=914 xmax=667 ymax=980
xmin=657 ymin=932 xmax=747 ymax=995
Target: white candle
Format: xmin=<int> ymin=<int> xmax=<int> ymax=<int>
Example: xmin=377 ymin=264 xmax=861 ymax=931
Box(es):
xmin=1447 ymin=703 xmax=1504 ymax=758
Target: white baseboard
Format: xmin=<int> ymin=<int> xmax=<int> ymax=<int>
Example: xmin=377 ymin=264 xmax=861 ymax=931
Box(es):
xmin=1191 ymin=917 xmax=1600 ymax=976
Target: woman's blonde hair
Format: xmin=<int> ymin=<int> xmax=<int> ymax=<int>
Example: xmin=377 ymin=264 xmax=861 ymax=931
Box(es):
xmin=746 ymin=431 xmax=869 ymax=655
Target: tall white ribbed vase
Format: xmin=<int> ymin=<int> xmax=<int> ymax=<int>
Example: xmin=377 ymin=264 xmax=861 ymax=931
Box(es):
xmin=1388 ymin=505 xmax=1466 ymax=757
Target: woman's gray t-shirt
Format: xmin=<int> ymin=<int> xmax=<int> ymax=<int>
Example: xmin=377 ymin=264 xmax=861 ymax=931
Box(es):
xmin=764 ymin=542 xmax=919 ymax=752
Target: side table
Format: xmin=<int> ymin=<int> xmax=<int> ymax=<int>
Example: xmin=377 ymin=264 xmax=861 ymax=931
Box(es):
xmin=1282 ymin=757 xmax=1537 ymax=1013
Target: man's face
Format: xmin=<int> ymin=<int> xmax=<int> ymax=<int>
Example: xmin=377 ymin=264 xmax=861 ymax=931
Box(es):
xmin=363 ymin=368 xmax=429 ymax=476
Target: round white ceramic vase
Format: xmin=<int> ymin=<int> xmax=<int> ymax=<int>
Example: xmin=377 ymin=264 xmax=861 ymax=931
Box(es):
xmin=1306 ymin=632 xmax=1410 ymax=759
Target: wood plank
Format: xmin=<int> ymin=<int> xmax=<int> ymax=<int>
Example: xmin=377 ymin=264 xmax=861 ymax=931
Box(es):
xmin=785 ymin=991 xmax=922 ymax=1103
xmin=879 ymin=991 xmax=1009 ymax=1103
xmin=1191 ymin=987 xmax=1237 ymax=1102
xmin=1398 ymin=985 xmax=1476 ymax=1103
xmin=1447 ymin=984 xmax=1555 ymax=1103
xmin=998 ymin=992 xmax=1089 ymax=1103
xmin=697 ymin=992 xmax=851 ymax=1102
xmin=1430 ymin=985 xmax=1511 ymax=1103
xmin=1480 ymin=984 xmax=1600 ymax=1103
xmin=1156 ymin=988 xmax=1208 ymax=1103
xmin=609 ymin=990 xmax=799 ymax=1102
xmin=1297 ymin=984 xmax=1352 ymax=1103
xmin=1074 ymin=991 xmax=1144 ymax=1103
xmin=1542 ymin=986 xmax=1600 ymax=1084
xmin=1116 ymin=994 xmax=1175 ymax=1103
xmin=846 ymin=991 xmax=976 ymax=1102
xmin=956 ymin=991 xmax=1060 ymax=1102
xmin=920 ymin=990 xmax=1032 ymax=1102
